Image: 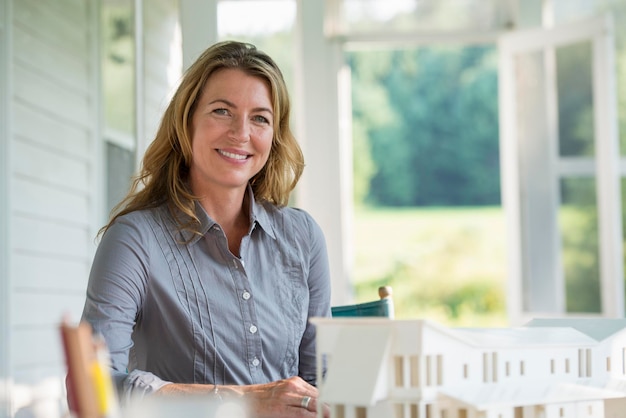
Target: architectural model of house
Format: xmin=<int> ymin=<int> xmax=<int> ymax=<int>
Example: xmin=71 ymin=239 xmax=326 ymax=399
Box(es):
xmin=311 ymin=317 xmax=626 ymax=418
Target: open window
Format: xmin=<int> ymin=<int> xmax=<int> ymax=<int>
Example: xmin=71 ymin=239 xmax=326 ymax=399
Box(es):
xmin=498 ymin=15 xmax=624 ymax=324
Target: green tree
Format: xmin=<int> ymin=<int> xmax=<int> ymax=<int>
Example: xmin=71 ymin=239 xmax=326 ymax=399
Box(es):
xmin=349 ymin=46 xmax=500 ymax=207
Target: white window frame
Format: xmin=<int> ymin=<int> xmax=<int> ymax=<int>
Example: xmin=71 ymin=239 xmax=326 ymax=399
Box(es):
xmin=499 ymin=15 xmax=623 ymax=325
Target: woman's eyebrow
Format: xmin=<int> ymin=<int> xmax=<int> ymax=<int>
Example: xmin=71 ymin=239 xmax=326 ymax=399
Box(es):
xmin=208 ymin=98 xmax=273 ymax=115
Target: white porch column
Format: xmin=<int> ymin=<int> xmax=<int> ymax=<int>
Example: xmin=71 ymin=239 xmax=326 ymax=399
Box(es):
xmin=179 ymin=0 xmax=218 ymax=70
xmin=294 ymin=0 xmax=351 ymax=304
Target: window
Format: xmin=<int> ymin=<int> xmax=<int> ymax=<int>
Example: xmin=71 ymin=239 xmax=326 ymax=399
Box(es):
xmin=499 ymin=15 xmax=623 ymax=322
xmin=410 ymin=355 xmax=420 ymax=386
xmin=356 ymin=406 xmax=367 ymax=418
xmin=395 ymin=355 xmax=405 ymax=387
xmin=101 ymin=0 xmax=137 ymax=214
xmin=395 ymin=403 xmax=405 ymax=418
xmin=335 ymin=405 xmax=346 ymax=418
xmin=437 ymin=354 xmax=443 ymax=385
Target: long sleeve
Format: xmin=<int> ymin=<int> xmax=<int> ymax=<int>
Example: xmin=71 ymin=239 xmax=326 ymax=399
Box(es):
xmin=81 ymin=215 xmax=171 ymax=398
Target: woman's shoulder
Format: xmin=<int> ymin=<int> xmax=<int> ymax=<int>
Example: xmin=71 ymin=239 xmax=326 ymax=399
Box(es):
xmin=258 ymin=200 xmax=315 ymax=224
xmin=104 ymin=205 xmax=169 ymax=240
xmin=258 ymin=201 xmax=324 ymax=239
xmin=110 ymin=206 xmax=161 ymax=228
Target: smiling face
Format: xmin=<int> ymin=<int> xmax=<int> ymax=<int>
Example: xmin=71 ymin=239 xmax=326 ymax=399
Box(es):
xmin=189 ymin=68 xmax=274 ymax=198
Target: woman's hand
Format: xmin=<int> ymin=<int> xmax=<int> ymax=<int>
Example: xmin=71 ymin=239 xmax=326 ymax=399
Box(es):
xmin=240 ymin=376 xmax=329 ymax=418
xmin=157 ymin=376 xmax=329 ymax=418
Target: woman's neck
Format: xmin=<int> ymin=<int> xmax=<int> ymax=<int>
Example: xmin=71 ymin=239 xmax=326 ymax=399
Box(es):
xmin=197 ymin=187 xmax=251 ymax=257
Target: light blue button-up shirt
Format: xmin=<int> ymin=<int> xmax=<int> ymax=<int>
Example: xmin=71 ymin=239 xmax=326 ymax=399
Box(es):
xmin=82 ymin=189 xmax=331 ymax=397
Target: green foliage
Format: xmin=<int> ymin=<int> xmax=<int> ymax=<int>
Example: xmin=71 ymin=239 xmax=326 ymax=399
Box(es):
xmin=559 ymin=178 xmax=601 ymax=313
xmin=349 ymin=46 xmax=500 ymax=207
xmin=351 ymin=206 xmax=508 ymax=327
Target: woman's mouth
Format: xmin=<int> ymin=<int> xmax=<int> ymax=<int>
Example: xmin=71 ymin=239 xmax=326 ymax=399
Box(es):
xmin=218 ymin=149 xmax=249 ymax=160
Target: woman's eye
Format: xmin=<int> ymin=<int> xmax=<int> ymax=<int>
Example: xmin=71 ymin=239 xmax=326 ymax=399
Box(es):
xmin=213 ymin=108 xmax=229 ymax=116
xmin=253 ymin=115 xmax=270 ymax=125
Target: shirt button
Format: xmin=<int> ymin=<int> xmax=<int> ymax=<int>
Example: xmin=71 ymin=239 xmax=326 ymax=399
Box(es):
xmin=249 ymin=325 xmax=258 ymax=334
xmin=252 ymin=357 xmax=260 ymax=367
xmin=242 ymin=291 xmax=251 ymax=300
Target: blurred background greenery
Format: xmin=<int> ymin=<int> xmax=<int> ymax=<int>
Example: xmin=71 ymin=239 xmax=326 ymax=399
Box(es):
xmin=352 ymin=206 xmax=507 ymax=327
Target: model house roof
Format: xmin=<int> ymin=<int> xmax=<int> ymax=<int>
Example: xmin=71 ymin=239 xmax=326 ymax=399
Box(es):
xmin=526 ymin=318 xmax=626 ymax=341
xmin=454 ymin=326 xmax=598 ymax=348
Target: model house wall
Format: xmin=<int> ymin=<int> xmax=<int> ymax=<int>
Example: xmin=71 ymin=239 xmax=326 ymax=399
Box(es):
xmin=312 ymin=318 xmax=626 ymax=418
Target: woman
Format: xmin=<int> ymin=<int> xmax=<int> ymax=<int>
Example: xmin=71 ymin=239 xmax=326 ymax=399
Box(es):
xmin=82 ymin=41 xmax=331 ymax=417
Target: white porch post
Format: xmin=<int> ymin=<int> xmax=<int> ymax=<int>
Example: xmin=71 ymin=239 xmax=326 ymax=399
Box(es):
xmin=294 ymin=0 xmax=351 ymax=304
xmin=179 ymin=0 xmax=218 ymax=70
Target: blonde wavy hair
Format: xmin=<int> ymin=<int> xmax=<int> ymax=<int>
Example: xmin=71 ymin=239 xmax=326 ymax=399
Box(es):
xmin=100 ymin=41 xmax=304 ymax=236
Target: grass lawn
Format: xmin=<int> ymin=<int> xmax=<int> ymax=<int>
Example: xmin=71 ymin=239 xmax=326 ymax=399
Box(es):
xmin=351 ymin=206 xmax=509 ymax=327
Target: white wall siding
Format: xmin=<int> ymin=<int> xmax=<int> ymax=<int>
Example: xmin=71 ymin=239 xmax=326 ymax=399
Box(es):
xmin=8 ymin=2 xmax=98 ymax=416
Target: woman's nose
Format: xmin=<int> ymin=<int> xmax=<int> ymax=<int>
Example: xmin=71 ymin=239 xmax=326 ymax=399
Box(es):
xmin=228 ymin=117 xmax=251 ymax=142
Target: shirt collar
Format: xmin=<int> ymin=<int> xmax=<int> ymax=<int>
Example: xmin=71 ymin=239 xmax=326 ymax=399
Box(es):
xmin=182 ymin=185 xmax=277 ymax=245
xmin=248 ymin=187 xmax=277 ymax=240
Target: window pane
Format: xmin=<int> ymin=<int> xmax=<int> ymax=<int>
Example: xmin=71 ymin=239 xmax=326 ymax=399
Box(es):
xmin=557 ymin=41 xmax=594 ymax=157
xmin=102 ymin=0 xmax=136 ymax=135
xmin=106 ymin=142 xmax=135 ymax=214
xmin=559 ymin=177 xmax=601 ymax=313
